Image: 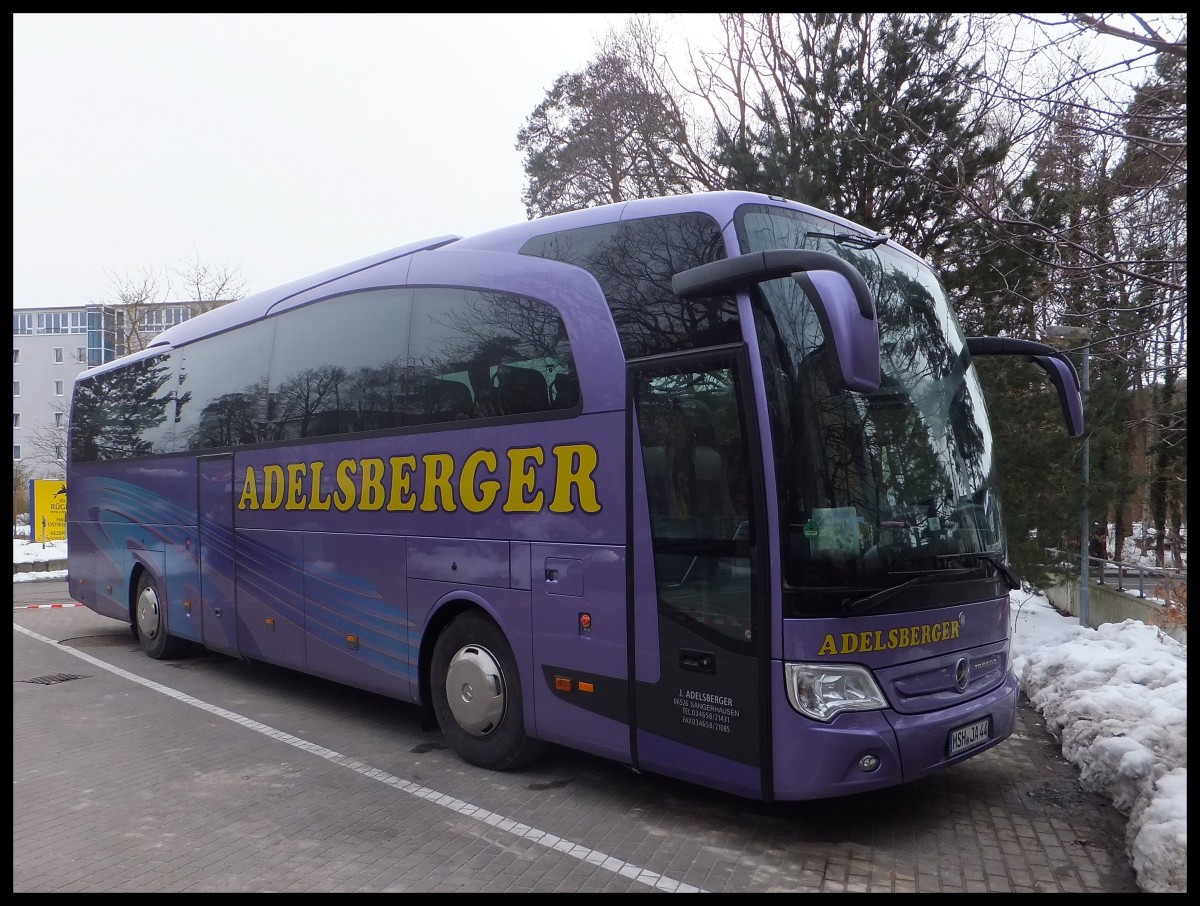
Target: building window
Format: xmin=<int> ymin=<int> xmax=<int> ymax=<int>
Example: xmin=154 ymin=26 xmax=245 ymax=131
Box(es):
xmin=76 ymin=346 xmax=87 ymax=363
xmin=12 ymin=381 xmax=19 ymax=397
xmin=53 ymin=347 xmax=64 ymax=363
xmin=140 ymin=309 xmax=163 ymax=332
xmin=12 ymin=413 xmax=19 ymax=428
xmin=12 ymin=349 xmax=18 ymax=364
xmin=54 ymin=380 xmax=65 ymax=396
xmin=87 ymin=305 xmax=126 ymax=365
xmin=38 ymin=312 xmax=69 ymax=334
xmin=36 ymin=310 xmax=87 ymax=335
xmin=139 ymin=306 xmax=192 ymax=333
xmin=13 ymin=313 xmax=33 ymax=336
xmin=55 ymin=444 xmax=64 ymax=460
xmin=12 ymin=445 xmax=20 ymax=461
xmin=54 ymin=411 xmax=64 ymax=428
xmin=165 ymin=306 xmax=191 ymax=327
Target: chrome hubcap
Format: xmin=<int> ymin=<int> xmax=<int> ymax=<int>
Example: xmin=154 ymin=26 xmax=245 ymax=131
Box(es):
xmin=136 ymin=585 xmax=161 ymax=639
xmin=444 ymin=644 xmax=505 ymax=737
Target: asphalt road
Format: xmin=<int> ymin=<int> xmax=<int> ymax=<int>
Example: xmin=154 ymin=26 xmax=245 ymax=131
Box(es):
xmin=14 ymin=578 xmax=1139 ymax=893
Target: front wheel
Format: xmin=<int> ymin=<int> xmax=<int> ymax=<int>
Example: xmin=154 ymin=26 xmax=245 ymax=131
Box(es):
xmin=134 ymin=572 xmax=183 ymax=659
xmin=431 ymin=612 xmax=545 ymax=770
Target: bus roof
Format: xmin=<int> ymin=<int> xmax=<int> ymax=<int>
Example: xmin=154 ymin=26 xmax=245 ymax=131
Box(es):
xmin=448 ymin=190 xmax=907 ymax=257
xmin=145 ymin=190 xmax=922 ymax=352
xmin=148 ymin=235 xmax=460 ymax=349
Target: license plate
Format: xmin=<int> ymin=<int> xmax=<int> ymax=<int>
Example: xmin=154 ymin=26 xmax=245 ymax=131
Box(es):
xmin=948 ymin=717 xmax=991 ymax=756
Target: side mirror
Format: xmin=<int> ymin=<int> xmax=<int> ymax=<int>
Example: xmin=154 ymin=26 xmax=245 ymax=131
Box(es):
xmin=672 ymin=250 xmax=880 ymax=392
xmin=965 ymin=337 xmax=1084 ymax=437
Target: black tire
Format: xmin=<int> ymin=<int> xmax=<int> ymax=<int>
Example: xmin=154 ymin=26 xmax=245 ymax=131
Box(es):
xmin=134 ymin=571 xmax=183 ymax=659
xmin=431 ymin=612 xmax=546 ymax=771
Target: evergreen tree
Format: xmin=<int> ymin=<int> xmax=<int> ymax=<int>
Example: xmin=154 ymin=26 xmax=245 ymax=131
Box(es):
xmin=712 ymin=13 xmax=1008 ymax=261
xmin=1111 ymin=53 xmax=1188 ymax=566
xmin=517 ymin=13 xmax=1185 ymax=579
xmin=516 ymin=51 xmax=696 ymax=218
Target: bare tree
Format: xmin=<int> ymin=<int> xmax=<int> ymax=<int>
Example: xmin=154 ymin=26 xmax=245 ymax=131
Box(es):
xmin=957 ymin=15 xmax=1186 ymax=292
xmin=968 ymin=14 xmax=1188 ymax=559
xmin=22 ymin=401 xmax=70 ymax=480
xmin=1062 ymin=14 xmax=1186 ymax=59
xmin=95 ymin=256 xmax=246 ymax=353
xmin=13 ymin=460 xmax=32 ymax=535
xmin=172 ymin=254 xmax=247 ymax=314
xmin=97 ymin=266 xmax=167 ymax=354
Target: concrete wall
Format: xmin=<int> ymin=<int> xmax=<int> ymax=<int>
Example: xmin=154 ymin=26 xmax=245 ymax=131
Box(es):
xmin=1045 ymin=579 xmax=1187 ymax=645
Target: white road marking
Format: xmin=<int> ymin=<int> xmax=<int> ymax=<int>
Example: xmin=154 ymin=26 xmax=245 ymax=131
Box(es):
xmin=13 ymin=622 xmax=706 ymax=893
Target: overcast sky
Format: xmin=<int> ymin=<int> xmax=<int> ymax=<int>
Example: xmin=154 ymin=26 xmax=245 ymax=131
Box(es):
xmin=13 ymin=13 xmax=646 ymax=309
xmin=15 ymin=14 xmax=1167 ymax=313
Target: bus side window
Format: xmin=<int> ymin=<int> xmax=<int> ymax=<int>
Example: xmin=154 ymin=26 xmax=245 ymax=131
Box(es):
xmin=494 ymin=365 xmax=549 ymax=415
xmin=410 ymin=286 xmax=576 ymax=422
xmin=549 ymin=372 xmax=579 ymax=409
xmin=420 ymin=378 xmax=474 ymax=423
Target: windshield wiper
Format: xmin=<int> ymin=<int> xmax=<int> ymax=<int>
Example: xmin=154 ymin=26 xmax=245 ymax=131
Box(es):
xmin=947 ymin=552 xmax=1022 ymax=590
xmin=840 ymin=568 xmax=971 ymax=615
xmin=805 ymin=230 xmax=889 ymax=250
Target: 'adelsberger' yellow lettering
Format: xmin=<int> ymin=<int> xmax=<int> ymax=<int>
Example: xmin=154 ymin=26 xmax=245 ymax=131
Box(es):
xmin=816 ymin=619 xmax=961 ymax=656
xmin=237 ymin=443 xmax=601 ymax=515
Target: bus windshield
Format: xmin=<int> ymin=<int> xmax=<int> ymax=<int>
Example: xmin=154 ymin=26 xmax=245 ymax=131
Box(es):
xmin=735 ymin=204 xmax=1005 ymax=615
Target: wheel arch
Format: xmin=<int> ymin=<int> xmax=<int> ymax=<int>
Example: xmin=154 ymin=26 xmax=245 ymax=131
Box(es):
xmin=127 ymin=560 xmax=152 ymax=630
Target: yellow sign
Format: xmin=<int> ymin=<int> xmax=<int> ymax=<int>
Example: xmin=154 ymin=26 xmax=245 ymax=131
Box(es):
xmin=30 ymin=480 xmax=67 ymax=542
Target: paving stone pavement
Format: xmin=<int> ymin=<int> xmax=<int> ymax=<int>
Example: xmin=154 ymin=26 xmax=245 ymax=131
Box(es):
xmin=13 ymin=578 xmax=1140 ymax=893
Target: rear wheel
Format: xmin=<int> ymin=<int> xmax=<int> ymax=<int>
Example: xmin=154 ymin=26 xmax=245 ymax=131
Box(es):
xmin=431 ymin=612 xmax=545 ymax=770
xmin=134 ymin=572 xmax=182 ymax=659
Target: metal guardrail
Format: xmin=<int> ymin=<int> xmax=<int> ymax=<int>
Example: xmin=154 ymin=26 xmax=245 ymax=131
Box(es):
xmin=1045 ymin=548 xmax=1187 ymax=601
xmin=1043 ymin=548 xmax=1186 ymax=643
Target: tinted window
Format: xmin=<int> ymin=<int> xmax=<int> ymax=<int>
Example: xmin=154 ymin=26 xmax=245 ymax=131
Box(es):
xmin=409 ymin=287 xmax=575 ymax=421
xmin=520 ymin=212 xmax=736 ymax=358
xmin=70 ymin=353 xmax=177 ymax=462
xmin=268 ymin=289 xmax=412 ymax=440
xmin=636 ymin=358 xmax=755 ymax=649
xmin=175 ymin=320 xmax=276 ymax=450
xmin=70 ymin=284 xmax=579 ymax=461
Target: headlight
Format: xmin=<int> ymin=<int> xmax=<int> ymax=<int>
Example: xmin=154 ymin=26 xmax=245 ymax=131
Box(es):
xmin=784 ymin=662 xmax=888 ymax=722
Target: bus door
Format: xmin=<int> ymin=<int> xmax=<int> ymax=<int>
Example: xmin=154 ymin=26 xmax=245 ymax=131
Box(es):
xmin=197 ymin=453 xmax=239 ymax=656
xmin=628 ymin=349 xmax=771 ymax=800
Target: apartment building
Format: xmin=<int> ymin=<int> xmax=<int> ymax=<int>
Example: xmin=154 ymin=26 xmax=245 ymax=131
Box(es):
xmin=13 ymin=302 xmax=220 ymax=479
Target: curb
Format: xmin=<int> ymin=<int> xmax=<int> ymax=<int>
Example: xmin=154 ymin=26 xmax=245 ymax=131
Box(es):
xmin=13 ymin=560 xmax=68 ymax=576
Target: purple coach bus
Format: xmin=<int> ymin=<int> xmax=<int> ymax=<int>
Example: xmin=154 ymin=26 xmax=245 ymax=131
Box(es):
xmin=66 ymin=191 xmax=1082 ymax=801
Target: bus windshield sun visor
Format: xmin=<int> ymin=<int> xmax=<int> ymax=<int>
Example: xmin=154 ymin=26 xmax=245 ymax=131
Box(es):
xmin=672 ymin=250 xmax=881 ymax=393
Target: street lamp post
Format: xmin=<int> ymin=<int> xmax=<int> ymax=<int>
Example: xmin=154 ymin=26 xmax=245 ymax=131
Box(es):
xmin=1046 ymin=324 xmax=1092 ymax=627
